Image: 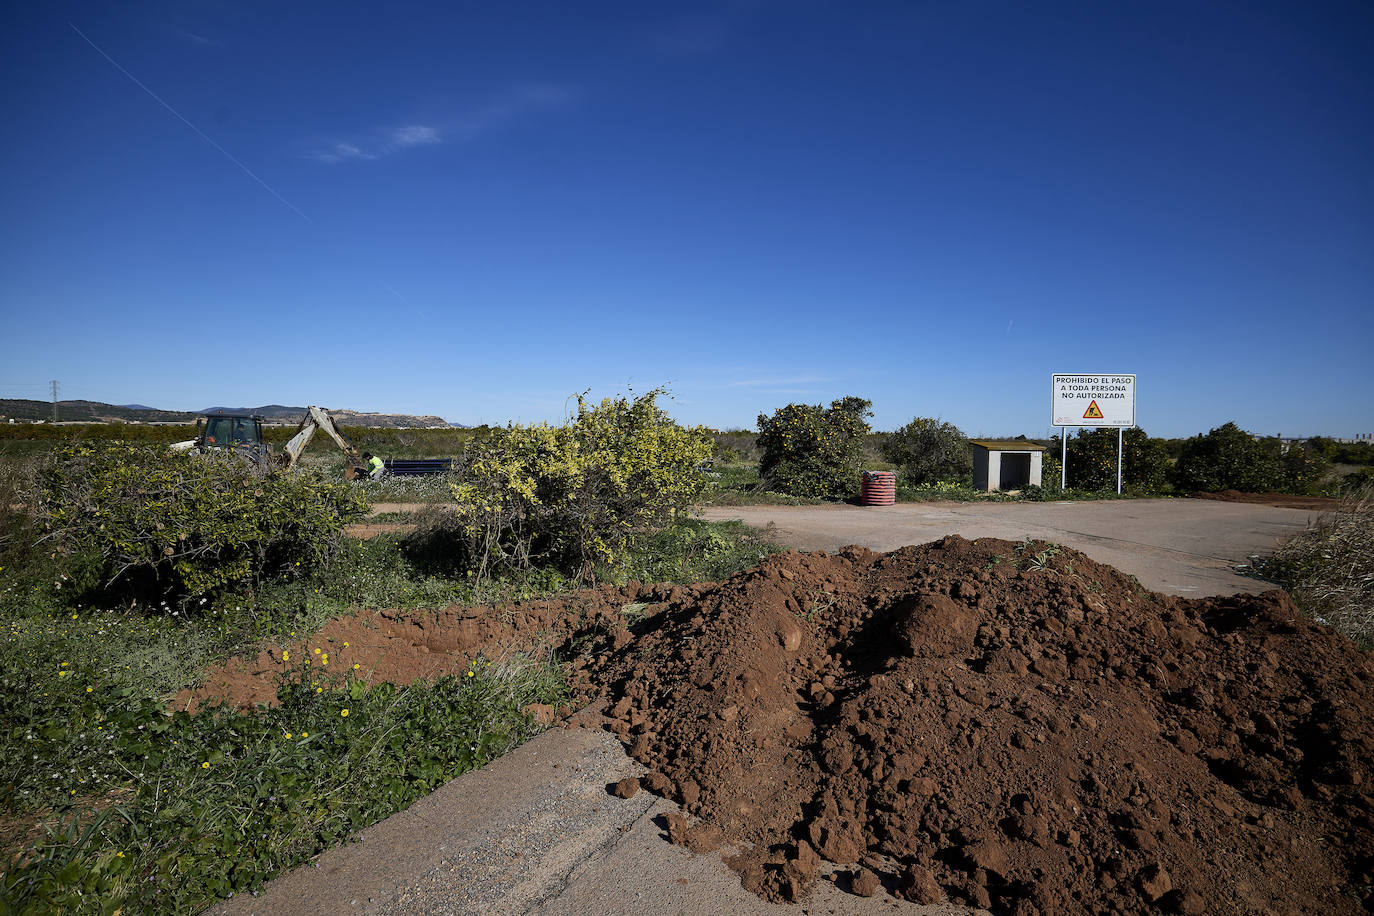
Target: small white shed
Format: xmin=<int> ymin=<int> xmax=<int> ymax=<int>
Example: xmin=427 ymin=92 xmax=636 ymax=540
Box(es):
xmin=971 ymin=440 xmax=1046 ymax=492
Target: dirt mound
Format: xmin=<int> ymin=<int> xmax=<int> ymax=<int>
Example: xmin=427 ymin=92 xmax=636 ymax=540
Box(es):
xmin=580 ymin=536 xmax=1374 ymax=914
xmin=181 ymin=537 xmax=1374 ymax=913
xmin=1192 ymin=490 xmax=1342 ymax=510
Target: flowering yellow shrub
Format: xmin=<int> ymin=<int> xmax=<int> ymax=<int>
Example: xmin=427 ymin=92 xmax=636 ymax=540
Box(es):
xmin=448 ymin=390 xmax=713 ymax=581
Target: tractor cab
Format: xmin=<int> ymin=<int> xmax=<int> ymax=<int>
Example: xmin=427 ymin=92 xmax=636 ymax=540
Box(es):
xmin=196 ymin=412 xmax=269 ymax=465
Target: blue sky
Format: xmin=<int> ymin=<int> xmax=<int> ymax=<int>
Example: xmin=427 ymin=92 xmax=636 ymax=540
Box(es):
xmin=2 ymin=1 xmax=1371 ymax=437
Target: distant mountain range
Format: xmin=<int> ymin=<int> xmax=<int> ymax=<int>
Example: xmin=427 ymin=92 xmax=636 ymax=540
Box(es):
xmin=200 ymin=405 xmax=315 ymax=420
xmin=0 ymin=399 xmax=459 ymax=428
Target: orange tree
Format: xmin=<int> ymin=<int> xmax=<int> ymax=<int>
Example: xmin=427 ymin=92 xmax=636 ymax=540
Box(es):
xmin=1064 ymin=427 xmax=1171 ymax=493
xmin=756 ymin=397 xmax=872 ymax=498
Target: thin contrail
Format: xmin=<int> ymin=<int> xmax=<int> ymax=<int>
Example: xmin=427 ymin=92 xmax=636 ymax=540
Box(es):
xmin=68 ymin=21 xmax=312 ymax=223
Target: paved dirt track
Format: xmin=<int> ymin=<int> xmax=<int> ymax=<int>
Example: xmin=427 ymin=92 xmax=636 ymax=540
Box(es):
xmin=701 ymin=497 xmax=1317 ymax=597
xmin=212 ymin=497 xmax=1317 ymax=915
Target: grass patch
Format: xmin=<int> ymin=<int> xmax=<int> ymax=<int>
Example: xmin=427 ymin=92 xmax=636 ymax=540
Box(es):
xmin=607 ymin=518 xmax=781 ymax=583
xmin=0 ymin=652 xmax=562 ymax=913
xmin=1247 ymin=485 xmax=1374 ymax=647
xmin=704 ymin=465 xmax=824 ymax=506
xmin=353 ymin=473 xmax=458 ymax=504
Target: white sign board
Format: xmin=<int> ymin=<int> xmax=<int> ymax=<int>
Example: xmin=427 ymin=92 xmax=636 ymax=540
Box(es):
xmin=1052 ymin=374 xmax=1135 ymax=427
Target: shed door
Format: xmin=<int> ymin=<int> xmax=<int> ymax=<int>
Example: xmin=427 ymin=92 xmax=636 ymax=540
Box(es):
xmin=999 ymin=453 xmax=1032 ymax=489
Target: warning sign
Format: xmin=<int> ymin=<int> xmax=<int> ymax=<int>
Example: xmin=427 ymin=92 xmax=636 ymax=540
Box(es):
xmin=1051 ymin=374 xmax=1136 ymax=427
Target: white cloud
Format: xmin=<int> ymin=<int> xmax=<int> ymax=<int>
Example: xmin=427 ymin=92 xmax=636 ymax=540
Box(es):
xmin=309 ymin=85 xmax=575 ymax=165
xmin=311 ymin=142 xmax=376 ymax=164
xmin=387 ymin=125 xmax=440 ymax=148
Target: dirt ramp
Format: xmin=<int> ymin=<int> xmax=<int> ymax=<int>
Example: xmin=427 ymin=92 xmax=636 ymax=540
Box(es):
xmin=585 ymin=536 xmax=1374 ymax=914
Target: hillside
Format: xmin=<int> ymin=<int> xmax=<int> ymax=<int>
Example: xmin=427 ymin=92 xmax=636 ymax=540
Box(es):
xmin=0 ymin=399 xmax=197 ymax=423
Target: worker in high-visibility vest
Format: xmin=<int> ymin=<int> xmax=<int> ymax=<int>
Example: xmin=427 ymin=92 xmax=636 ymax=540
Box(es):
xmin=362 ymin=452 xmax=386 ymax=480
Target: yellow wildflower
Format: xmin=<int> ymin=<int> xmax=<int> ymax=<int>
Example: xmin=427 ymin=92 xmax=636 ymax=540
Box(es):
xmin=340 ymin=708 xmax=349 ymax=717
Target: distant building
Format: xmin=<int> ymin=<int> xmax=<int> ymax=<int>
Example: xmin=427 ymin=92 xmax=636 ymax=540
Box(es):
xmin=971 ymin=440 xmax=1047 ymax=492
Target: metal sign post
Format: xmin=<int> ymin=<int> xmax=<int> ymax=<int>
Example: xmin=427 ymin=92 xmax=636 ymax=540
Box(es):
xmin=1051 ymin=375 xmax=1136 ymax=492
xmin=1117 ymin=427 xmax=1123 ymax=495
xmin=1061 ymin=429 xmax=1067 ymax=490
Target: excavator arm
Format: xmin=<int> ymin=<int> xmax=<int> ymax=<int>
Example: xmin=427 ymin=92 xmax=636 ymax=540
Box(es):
xmin=283 ymin=406 xmax=367 ymax=478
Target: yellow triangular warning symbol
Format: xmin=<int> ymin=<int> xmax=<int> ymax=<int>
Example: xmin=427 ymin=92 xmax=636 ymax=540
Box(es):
xmin=1082 ymin=400 xmax=1104 ymax=420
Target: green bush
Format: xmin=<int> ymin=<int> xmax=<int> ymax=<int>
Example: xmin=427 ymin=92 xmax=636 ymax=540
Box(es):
xmin=881 ymin=417 xmax=969 ymax=485
xmin=1172 ymin=422 xmax=1283 ymax=493
xmin=1307 ymin=436 xmax=1374 ymax=467
xmin=1064 ymin=427 xmax=1171 ymax=493
xmin=446 ymin=390 xmax=713 ymax=581
xmin=1274 ymin=441 xmax=1330 ymax=495
xmin=38 ymin=444 xmax=368 ymax=599
xmin=756 ymin=397 xmax=872 ymax=498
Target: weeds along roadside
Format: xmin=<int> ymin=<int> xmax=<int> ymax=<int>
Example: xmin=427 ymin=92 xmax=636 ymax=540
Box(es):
xmin=0 ymin=647 xmax=563 ymax=913
xmin=1247 ymin=484 xmax=1374 ymax=647
xmin=0 ymin=447 xmax=776 ymax=913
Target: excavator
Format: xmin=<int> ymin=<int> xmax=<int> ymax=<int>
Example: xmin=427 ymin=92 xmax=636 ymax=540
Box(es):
xmin=171 ymin=406 xmax=370 ymax=479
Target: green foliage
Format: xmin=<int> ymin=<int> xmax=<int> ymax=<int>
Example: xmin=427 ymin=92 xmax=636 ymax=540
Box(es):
xmin=611 ymin=518 xmax=780 ymax=584
xmin=708 ymin=430 xmax=759 ymax=465
xmin=1041 ymin=451 xmax=1064 ymax=494
xmin=0 ymin=424 xmax=479 ymax=464
xmin=756 ymin=397 xmax=873 ymax=498
xmin=447 ymin=390 xmax=713 ymax=582
xmin=1063 ymin=427 xmax=1171 ymax=493
xmin=881 ymin=417 xmax=970 ymax=485
xmin=1172 ymin=422 xmax=1283 ymax=493
xmin=1307 ymin=437 xmax=1374 ymax=467
xmin=0 ymin=449 xmax=42 ymax=575
xmin=39 ymin=444 xmax=368 ymax=599
xmin=1273 ymin=442 xmax=1330 ymax=495
xmin=0 ymin=648 xmax=564 ymax=914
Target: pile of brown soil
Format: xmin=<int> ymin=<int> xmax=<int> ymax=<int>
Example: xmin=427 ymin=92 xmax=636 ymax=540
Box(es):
xmin=579 ymin=536 xmax=1374 ymax=915
xmin=183 ymin=537 xmax=1374 ymax=913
